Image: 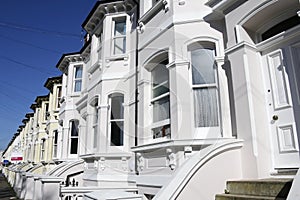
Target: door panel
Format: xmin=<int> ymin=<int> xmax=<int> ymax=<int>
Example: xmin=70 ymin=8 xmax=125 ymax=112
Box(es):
xmin=267 ymin=50 xmax=291 ymax=109
xmin=265 ymin=47 xmax=300 ymax=169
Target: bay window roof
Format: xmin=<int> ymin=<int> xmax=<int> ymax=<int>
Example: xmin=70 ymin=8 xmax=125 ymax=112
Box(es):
xmin=82 ymin=0 xmax=136 ymax=35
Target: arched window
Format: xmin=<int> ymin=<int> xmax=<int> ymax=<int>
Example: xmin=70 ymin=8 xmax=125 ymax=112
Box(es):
xmin=151 ymin=59 xmax=171 ymax=139
xmin=189 ymin=42 xmax=219 ymax=127
xmin=69 ymin=120 xmax=79 ymax=154
xmin=109 ymin=93 xmax=124 ymax=146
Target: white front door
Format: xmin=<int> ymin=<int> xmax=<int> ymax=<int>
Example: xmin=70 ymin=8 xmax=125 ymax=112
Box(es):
xmin=263 ymin=43 xmax=300 ymax=169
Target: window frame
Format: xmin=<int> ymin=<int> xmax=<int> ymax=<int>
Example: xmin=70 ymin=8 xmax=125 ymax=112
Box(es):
xmin=40 ymin=139 xmax=46 ymax=161
xmin=188 ymin=43 xmax=221 ymax=129
xmin=53 ymin=130 xmax=58 ymax=158
xmin=73 ymin=65 xmax=83 ymax=93
xmin=44 ymin=103 xmax=49 ymax=121
xmin=69 ymin=120 xmax=79 ymax=155
xmin=150 ymin=59 xmax=171 ymax=139
xmin=92 ymin=101 xmax=99 ymax=149
xmin=108 ymin=93 xmax=124 ymax=146
xmin=112 ymin=16 xmax=127 ymax=55
xmin=56 ymin=86 xmax=62 ymax=109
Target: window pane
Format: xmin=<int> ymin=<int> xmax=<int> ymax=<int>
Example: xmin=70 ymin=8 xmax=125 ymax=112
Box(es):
xmin=53 ymin=146 xmax=57 ymax=157
xmin=111 ymin=95 xmax=124 ymax=120
xmin=153 ymin=96 xmax=170 ymax=122
xmin=111 ymin=121 xmax=123 ymax=146
xmin=75 ymin=66 xmax=83 ymax=78
xmin=114 ymin=37 xmax=126 ymax=54
xmin=153 ymin=84 xmax=169 ymax=98
xmin=71 ymin=121 xmax=79 ymax=136
xmin=70 ymin=138 xmax=78 ymax=154
xmin=74 ymin=80 xmax=82 ymax=92
xmin=54 ymin=131 xmax=58 ymax=144
xmin=152 ymin=63 xmax=169 ymax=98
xmin=93 ymin=126 xmax=98 ymax=148
xmin=191 ymin=49 xmax=215 ymax=85
xmin=194 ymin=88 xmax=219 ymax=127
xmin=114 ymin=21 xmax=126 ymax=36
xmin=152 ymin=63 xmax=169 ymax=86
xmin=153 ymin=124 xmax=171 ymax=139
xmin=57 ymin=86 xmax=62 ymax=108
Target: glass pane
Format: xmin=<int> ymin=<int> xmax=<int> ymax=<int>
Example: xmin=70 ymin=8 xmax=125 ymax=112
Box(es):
xmin=114 ymin=21 xmax=126 ymax=36
xmin=70 ymin=138 xmax=78 ymax=154
xmin=152 ymin=64 xmax=169 ymax=86
xmin=111 ymin=95 xmax=124 ymax=120
xmin=114 ymin=37 xmax=126 ymax=54
xmin=152 ymin=64 xmax=169 ymax=98
xmin=191 ymin=49 xmax=216 ymax=85
xmin=93 ymin=126 xmax=98 ymax=148
xmin=71 ymin=121 xmax=79 ymax=136
xmin=54 ymin=131 xmax=58 ymax=144
xmin=53 ymin=146 xmax=57 ymax=157
xmin=74 ymin=80 xmax=82 ymax=92
xmin=75 ymin=66 xmax=83 ymax=78
xmin=153 ymin=124 xmax=171 ymax=139
xmin=153 ymin=84 xmax=169 ymax=98
xmin=111 ymin=121 xmax=124 ymax=146
xmin=153 ymin=96 xmax=170 ymax=122
xmin=194 ymin=88 xmax=219 ymax=127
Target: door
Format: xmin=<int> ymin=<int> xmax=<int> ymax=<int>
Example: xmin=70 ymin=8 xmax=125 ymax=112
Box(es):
xmin=264 ymin=44 xmax=300 ymax=169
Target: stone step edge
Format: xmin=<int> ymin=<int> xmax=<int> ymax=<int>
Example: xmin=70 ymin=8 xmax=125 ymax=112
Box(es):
xmin=215 ymin=193 xmax=286 ymax=200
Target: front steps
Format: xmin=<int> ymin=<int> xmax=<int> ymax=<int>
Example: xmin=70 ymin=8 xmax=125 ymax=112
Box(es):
xmin=216 ymin=179 xmax=293 ymax=200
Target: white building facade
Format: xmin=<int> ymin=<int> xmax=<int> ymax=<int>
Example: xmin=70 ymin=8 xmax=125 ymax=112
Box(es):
xmin=2 ymin=0 xmax=300 ymax=199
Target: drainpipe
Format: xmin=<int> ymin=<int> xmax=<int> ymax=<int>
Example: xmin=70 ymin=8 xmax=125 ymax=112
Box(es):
xmin=132 ymin=0 xmax=140 ymax=175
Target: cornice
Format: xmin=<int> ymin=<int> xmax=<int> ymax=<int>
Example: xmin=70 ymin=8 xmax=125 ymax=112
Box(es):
xmin=44 ymin=76 xmax=62 ymax=92
xmin=56 ymin=53 xmax=83 ymax=74
xmin=82 ymin=0 xmax=136 ymax=35
xmin=35 ymin=94 xmax=50 ymax=107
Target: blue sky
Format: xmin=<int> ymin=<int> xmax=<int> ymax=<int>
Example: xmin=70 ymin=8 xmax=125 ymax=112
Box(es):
xmin=0 ymin=1 xmax=96 ymax=150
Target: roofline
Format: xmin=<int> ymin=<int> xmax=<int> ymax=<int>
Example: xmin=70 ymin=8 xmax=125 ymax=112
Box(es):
xmin=56 ymin=52 xmax=81 ymax=69
xmin=82 ymin=0 xmax=123 ymax=28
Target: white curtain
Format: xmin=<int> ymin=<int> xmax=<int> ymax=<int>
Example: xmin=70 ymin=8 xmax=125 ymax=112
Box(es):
xmin=194 ymin=88 xmax=218 ymax=127
xmin=153 ymin=96 xmax=170 ymax=122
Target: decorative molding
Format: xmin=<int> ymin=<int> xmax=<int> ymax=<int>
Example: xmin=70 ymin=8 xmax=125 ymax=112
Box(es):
xmin=166 ymin=148 xmax=176 ymax=170
xmin=94 ymin=160 xmax=98 ymax=169
xmin=166 ymin=60 xmax=190 ymax=69
xmin=137 ymin=22 xmax=145 ymax=34
xmin=88 ymin=61 xmax=101 ymax=75
xmin=136 ymin=153 xmax=145 ymax=172
xmin=121 ymin=157 xmax=127 ymax=171
xmin=99 ymin=157 xmax=105 ymax=171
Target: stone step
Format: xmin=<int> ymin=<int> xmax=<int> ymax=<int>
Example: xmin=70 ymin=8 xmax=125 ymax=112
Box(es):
xmin=226 ymin=179 xmax=292 ymax=198
xmin=215 ymin=194 xmax=286 ymax=200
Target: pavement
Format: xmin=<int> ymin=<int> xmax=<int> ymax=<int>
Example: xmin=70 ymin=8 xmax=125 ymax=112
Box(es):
xmin=0 ymin=173 xmax=18 ymax=200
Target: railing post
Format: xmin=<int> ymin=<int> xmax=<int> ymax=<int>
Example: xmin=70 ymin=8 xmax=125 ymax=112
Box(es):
xmin=40 ymin=176 xmax=64 ymax=200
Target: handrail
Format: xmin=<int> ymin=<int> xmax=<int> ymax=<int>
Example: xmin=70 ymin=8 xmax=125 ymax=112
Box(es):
xmin=153 ymin=139 xmax=243 ymax=200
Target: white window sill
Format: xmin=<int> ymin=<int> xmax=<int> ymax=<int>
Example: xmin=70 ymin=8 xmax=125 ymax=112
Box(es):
xmin=105 ymin=54 xmax=128 ymax=62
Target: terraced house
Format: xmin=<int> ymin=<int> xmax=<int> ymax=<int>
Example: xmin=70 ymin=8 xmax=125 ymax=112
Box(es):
xmin=2 ymin=0 xmax=300 ymax=199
